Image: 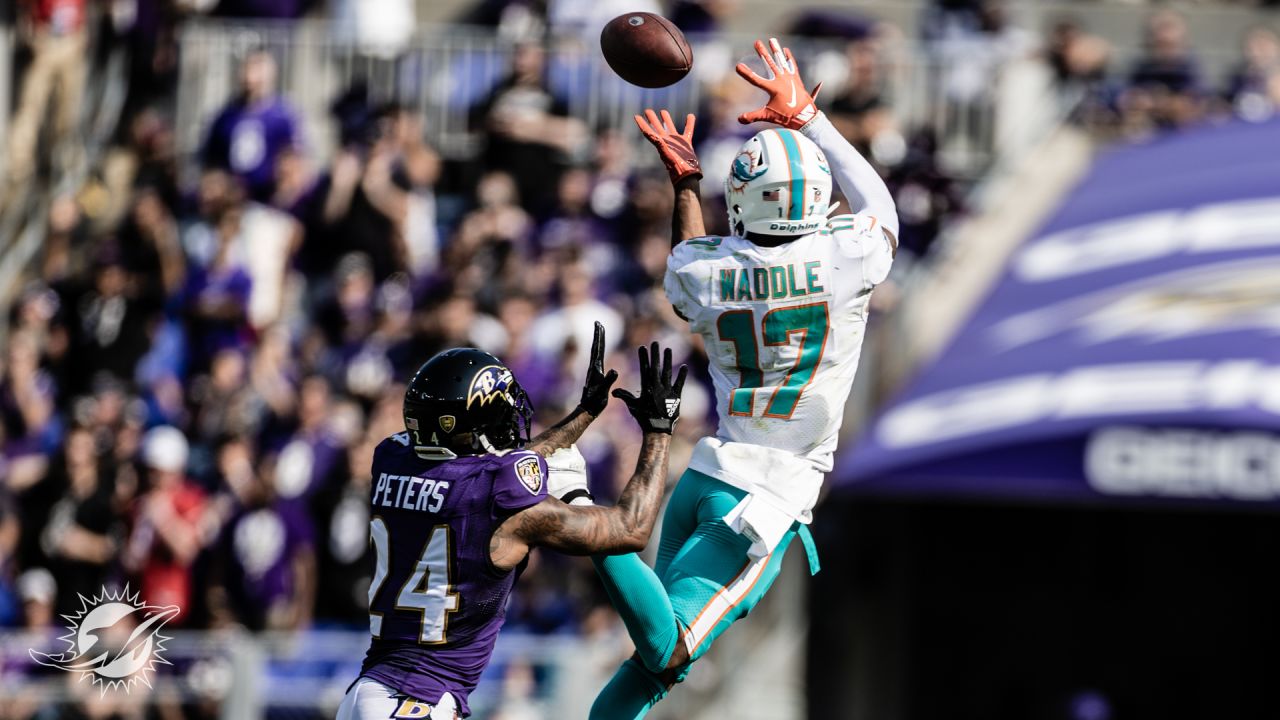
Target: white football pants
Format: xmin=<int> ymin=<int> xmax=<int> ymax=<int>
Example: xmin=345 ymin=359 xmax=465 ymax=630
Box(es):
xmin=336 ymin=677 xmax=460 ymax=719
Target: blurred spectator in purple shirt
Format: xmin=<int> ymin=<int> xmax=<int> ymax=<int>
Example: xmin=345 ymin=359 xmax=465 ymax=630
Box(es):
xmin=270 ymin=376 xmax=347 ymax=545
xmin=1 ymin=332 xmax=57 ymax=457
xmin=670 ymin=0 xmax=737 ymax=35
xmin=1122 ymin=11 xmax=1204 ymax=132
xmin=0 ymin=494 xmax=20 ymax=627
xmin=208 ymin=437 xmax=315 ymax=631
xmin=529 ymin=261 xmax=622 ymax=382
xmin=497 ymin=293 xmax=559 ymax=409
xmin=1225 ymin=27 xmax=1280 ymax=121
xmin=1130 ymin=11 xmax=1201 ymax=94
xmin=202 ymin=51 xmax=301 ymax=202
xmin=183 ymin=206 xmax=254 ymax=367
xmin=537 ymin=166 xmax=619 ymax=258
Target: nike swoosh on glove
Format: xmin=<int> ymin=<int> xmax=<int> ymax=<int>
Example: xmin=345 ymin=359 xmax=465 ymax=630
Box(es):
xmin=735 ymin=37 xmax=823 ymax=131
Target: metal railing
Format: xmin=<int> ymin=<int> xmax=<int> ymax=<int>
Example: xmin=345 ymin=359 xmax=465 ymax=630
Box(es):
xmin=0 ymin=15 xmax=129 ymax=344
xmin=173 ymin=22 xmax=1041 ymax=180
xmin=175 ymin=22 xmax=703 ymax=172
xmin=0 ymin=628 xmax=627 ymax=719
xmin=0 ymin=23 xmax=12 ymax=180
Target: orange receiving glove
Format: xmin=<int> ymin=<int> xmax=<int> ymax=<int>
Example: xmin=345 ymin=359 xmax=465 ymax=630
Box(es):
xmin=634 ymin=109 xmax=701 ymax=184
xmin=735 ymin=38 xmax=823 ymax=131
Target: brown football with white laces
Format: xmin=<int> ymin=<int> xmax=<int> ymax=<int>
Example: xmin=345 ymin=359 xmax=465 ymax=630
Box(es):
xmin=600 ymin=13 xmax=693 ymax=89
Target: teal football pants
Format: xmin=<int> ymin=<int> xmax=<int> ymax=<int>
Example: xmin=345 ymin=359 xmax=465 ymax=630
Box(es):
xmin=589 ymin=469 xmax=815 ymax=720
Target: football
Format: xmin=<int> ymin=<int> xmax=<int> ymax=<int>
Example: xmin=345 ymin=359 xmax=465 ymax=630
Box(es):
xmin=599 ymin=13 xmax=693 ymax=88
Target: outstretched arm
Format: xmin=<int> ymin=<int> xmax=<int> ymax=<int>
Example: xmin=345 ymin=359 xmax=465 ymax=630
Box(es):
xmin=737 ymin=38 xmax=899 ymax=250
xmin=491 ymin=342 xmax=687 ymax=570
xmin=634 ymin=109 xmax=707 ymax=247
xmin=672 ymin=176 xmax=706 ymax=247
xmin=800 ymin=112 xmax=899 ymax=250
xmin=528 ymin=321 xmax=618 ymax=456
xmin=491 ymin=432 xmax=671 ymax=565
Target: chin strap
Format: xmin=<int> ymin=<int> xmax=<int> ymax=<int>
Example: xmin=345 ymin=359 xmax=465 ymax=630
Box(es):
xmin=414 ymin=446 xmax=458 ymax=461
xmin=478 ymin=434 xmax=509 ymax=456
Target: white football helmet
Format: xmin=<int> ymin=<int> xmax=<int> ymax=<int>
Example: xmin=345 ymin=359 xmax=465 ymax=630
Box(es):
xmin=724 ymin=128 xmax=833 ymax=237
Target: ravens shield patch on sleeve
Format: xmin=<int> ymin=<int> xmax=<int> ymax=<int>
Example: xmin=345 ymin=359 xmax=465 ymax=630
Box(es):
xmin=514 ymin=456 xmax=544 ymax=495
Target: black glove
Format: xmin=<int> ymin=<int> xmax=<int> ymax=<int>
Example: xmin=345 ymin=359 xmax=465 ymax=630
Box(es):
xmin=579 ymin=321 xmax=619 ymax=416
xmin=612 ymin=342 xmax=688 ymax=434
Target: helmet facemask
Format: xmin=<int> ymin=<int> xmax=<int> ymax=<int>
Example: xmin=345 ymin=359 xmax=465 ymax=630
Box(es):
xmin=472 ymin=380 xmax=533 ymax=454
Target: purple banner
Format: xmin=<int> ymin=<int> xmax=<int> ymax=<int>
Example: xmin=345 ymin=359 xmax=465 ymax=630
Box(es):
xmin=838 ymin=118 xmax=1280 ymax=502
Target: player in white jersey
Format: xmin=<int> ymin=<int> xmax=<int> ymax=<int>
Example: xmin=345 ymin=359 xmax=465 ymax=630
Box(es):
xmin=556 ymin=38 xmax=899 ymax=719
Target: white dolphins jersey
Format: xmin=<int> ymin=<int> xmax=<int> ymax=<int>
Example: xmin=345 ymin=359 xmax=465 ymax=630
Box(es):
xmin=665 ymin=214 xmax=893 ymax=519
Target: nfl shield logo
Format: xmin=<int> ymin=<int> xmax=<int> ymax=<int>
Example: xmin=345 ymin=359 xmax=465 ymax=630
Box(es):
xmin=439 ymin=415 xmax=456 ymax=433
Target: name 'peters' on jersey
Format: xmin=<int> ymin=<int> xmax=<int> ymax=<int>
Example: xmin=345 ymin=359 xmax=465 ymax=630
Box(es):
xmin=372 ymin=471 xmax=450 ymax=513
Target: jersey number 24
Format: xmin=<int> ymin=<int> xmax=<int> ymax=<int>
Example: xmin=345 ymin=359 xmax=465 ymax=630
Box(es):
xmin=368 ymin=519 xmax=460 ymax=644
xmin=717 ymin=302 xmax=830 ymax=418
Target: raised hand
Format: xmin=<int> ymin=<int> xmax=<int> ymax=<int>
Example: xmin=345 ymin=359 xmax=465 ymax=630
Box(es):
xmin=735 ymin=38 xmax=823 ymax=130
xmin=580 ymin=321 xmax=620 ymax=416
xmin=612 ymin=342 xmax=688 ymax=435
xmin=634 ymin=108 xmax=701 ymax=184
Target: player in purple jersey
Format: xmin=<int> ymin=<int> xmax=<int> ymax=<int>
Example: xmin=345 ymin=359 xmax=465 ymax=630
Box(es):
xmin=337 ymin=323 xmax=687 ymax=719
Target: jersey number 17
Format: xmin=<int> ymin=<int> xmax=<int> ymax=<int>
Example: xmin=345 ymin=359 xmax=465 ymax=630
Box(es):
xmin=716 ymin=301 xmax=830 ymax=419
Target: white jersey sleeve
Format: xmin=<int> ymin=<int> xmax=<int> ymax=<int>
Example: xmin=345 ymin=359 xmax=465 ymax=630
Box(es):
xmin=800 ymin=112 xmax=899 ymax=244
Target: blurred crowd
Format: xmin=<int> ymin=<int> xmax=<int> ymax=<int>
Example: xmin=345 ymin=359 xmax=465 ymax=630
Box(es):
xmin=1 ymin=2 xmax=729 ymax=716
xmin=1 ymin=0 xmax=1279 ymax=716
xmin=0 ymin=36 xmax=722 ymax=720
xmin=1047 ymin=9 xmax=1280 ymax=134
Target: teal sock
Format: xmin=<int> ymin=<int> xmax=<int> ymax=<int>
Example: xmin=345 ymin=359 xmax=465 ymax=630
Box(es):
xmin=592 ymin=553 xmax=680 ymax=672
xmin=588 ymin=658 xmax=668 ymax=720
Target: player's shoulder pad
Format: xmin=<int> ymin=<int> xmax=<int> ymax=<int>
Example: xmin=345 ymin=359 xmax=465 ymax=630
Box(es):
xmin=826 ymin=213 xmax=879 ymax=239
xmin=827 ymin=213 xmax=894 ymax=286
xmin=826 ymin=213 xmax=890 ymax=256
xmin=495 ymin=449 xmax=548 ymax=501
xmin=671 ymin=235 xmax=735 ymax=266
xmin=375 ymin=432 xmax=413 ymax=456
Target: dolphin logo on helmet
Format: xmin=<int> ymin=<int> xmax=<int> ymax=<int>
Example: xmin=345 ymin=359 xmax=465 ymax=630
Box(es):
xmin=730 ymin=151 xmax=767 ymax=187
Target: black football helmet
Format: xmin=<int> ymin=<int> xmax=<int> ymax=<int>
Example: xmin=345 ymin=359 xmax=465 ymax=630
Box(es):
xmin=403 ymin=348 xmax=533 ymax=457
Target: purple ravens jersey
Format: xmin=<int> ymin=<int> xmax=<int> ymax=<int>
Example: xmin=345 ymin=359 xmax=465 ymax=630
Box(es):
xmin=357 ymin=432 xmax=548 ymax=716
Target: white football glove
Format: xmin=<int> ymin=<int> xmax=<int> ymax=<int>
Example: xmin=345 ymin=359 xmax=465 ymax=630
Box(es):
xmin=545 ymin=445 xmax=593 ymax=506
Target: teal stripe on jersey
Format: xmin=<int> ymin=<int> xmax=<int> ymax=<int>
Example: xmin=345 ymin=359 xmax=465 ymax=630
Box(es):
xmin=775 ymin=130 xmax=806 ymax=220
